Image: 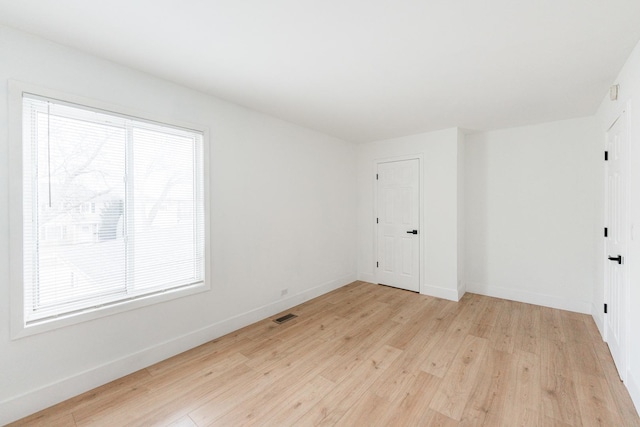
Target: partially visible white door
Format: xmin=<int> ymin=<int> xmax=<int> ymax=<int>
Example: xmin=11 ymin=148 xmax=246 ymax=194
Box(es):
xmin=376 ymin=159 xmax=420 ymax=292
xmin=605 ymin=111 xmax=629 ymax=382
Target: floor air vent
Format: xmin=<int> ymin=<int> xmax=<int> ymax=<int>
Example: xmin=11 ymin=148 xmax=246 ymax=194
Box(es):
xmin=274 ymin=313 xmax=297 ymax=324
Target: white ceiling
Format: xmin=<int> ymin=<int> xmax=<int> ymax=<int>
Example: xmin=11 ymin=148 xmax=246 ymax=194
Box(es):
xmin=1 ymin=1 xmax=639 ymax=142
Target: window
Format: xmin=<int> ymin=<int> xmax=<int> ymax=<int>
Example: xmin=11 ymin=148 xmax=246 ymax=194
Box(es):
xmin=14 ymin=89 xmax=207 ymax=333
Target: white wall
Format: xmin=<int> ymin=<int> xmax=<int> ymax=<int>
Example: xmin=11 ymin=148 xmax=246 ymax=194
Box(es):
xmin=0 ymin=25 xmax=357 ymax=424
xmin=464 ymin=117 xmax=600 ymax=313
xmin=357 ymin=128 xmax=463 ymax=301
xmin=596 ymin=39 xmax=640 ymax=412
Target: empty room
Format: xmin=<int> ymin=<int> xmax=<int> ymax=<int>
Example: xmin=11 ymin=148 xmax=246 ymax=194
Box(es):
xmin=1 ymin=1 xmax=640 ymax=425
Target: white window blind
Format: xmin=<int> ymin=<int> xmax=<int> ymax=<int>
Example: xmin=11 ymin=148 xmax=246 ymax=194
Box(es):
xmin=22 ymin=94 xmax=205 ymax=325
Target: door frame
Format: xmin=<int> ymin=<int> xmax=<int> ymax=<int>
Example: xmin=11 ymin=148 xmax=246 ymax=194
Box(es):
xmin=604 ymin=109 xmax=631 ymax=382
xmin=373 ymin=154 xmax=424 ymax=293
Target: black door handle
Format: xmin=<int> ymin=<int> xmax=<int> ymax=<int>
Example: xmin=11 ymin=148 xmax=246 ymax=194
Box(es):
xmin=406 ymin=230 xmax=418 ymax=234
xmin=608 ymin=255 xmax=623 ymax=265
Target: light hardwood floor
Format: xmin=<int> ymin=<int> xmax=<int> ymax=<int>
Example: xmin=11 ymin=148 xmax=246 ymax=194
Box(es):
xmin=10 ymin=281 xmax=640 ymax=426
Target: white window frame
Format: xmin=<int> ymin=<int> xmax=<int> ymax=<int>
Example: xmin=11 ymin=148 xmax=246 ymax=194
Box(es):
xmin=9 ymin=81 xmax=211 ymax=339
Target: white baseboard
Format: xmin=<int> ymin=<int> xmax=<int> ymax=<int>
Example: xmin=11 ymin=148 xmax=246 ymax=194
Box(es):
xmin=591 ymin=302 xmax=605 ymax=338
xmin=357 ymin=272 xmax=376 ymax=284
xmin=457 ymin=281 xmax=467 ymax=301
xmin=466 ymin=282 xmax=591 ymax=314
xmin=628 ymin=371 xmax=640 ymax=418
xmin=0 ymin=274 xmax=355 ymax=425
xmin=421 ymin=283 xmax=460 ymax=301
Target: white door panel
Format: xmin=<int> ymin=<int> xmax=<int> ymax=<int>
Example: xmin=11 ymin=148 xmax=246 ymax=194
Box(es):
xmin=376 ymin=159 xmax=420 ymax=292
xmin=605 ymin=111 xmax=629 ymax=382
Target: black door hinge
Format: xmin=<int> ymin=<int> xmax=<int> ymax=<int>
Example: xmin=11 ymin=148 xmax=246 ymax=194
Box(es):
xmin=605 ymin=151 xmax=609 ymax=161
xmin=376 ymin=261 xmax=379 ymax=268
xmin=604 ymin=303 xmax=608 ymax=314
xmin=604 ymin=227 xmax=608 ymax=237
xmin=376 ymin=218 xmax=379 ymax=224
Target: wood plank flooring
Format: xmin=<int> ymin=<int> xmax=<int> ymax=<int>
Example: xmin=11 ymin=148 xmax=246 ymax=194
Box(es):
xmin=10 ymin=281 xmax=640 ymax=426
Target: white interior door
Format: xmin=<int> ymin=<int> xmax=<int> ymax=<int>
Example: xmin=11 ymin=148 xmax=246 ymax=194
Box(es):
xmin=605 ymin=111 xmax=629 ymax=382
xmin=376 ymin=159 xmax=420 ymax=292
